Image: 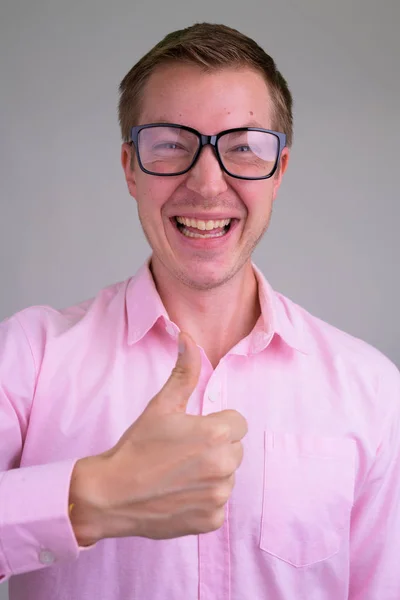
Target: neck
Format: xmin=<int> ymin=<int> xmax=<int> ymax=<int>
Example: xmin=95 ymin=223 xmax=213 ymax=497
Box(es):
xmin=150 ymin=257 xmax=261 ymax=368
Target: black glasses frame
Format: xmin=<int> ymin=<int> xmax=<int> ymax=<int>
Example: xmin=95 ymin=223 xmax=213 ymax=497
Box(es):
xmin=130 ymin=123 xmax=287 ymax=180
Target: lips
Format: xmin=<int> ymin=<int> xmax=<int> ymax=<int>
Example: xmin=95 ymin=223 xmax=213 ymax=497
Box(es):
xmin=173 ymin=215 xmax=233 ymax=235
xmin=168 ymin=213 xmax=241 ymax=248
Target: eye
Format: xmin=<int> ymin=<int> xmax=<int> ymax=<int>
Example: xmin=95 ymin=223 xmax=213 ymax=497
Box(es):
xmin=154 ymin=142 xmax=182 ymax=150
xmin=166 ymin=143 xmax=180 ymax=149
xmin=151 ymin=141 xmax=190 ymax=155
xmin=228 ymin=144 xmax=261 ymax=155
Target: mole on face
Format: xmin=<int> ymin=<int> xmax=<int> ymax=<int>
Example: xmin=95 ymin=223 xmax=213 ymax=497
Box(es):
xmin=249 ymin=111 xmax=254 ymax=116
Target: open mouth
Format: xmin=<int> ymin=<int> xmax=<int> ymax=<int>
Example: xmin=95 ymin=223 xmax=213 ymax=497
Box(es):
xmin=172 ymin=216 xmax=234 ymax=239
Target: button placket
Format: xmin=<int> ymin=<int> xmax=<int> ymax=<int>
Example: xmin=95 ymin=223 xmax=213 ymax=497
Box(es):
xmin=208 ymin=377 xmax=220 ymax=403
xmin=204 ymin=368 xmax=224 ymax=410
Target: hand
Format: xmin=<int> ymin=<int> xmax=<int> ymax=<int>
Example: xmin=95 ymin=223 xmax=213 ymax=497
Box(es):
xmin=69 ymin=332 xmax=248 ymax=546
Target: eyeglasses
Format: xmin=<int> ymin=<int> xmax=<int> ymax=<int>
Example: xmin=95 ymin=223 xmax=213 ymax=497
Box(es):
xmin=130 ymin=123 xmax=286 ymax=180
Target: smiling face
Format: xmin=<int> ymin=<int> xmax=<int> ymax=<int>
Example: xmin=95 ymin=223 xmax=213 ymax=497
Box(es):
xmin=121 ymin=63 xmax=289 ymax=291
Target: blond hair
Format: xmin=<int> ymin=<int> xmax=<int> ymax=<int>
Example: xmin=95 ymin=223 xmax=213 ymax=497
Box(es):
xmin=118 ymin=23 xmax=293 ymax=146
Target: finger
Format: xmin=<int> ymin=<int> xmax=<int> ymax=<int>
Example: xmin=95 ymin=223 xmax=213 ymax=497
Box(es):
xmin=147 ymin=331 xmax=202 ymax=414
xmin=204 ymin=409 xmax=248 ymax=443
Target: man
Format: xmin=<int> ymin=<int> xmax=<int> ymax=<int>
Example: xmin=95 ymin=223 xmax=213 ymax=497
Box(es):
xmin=1 ymin=22 xmax=399 ymax=600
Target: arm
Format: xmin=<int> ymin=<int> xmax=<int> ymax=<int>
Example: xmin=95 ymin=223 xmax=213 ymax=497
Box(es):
xmin=0 ymin=314 xmax=80 ymax=582
xmin=349 ymin=361 xmax=400 ymax=599
xmin=0 ymin=319 xmax=246 ymax=577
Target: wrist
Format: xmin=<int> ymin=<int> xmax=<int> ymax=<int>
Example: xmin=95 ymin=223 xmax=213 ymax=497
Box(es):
xmin=69 ymin=456 xmax=107 ymax=547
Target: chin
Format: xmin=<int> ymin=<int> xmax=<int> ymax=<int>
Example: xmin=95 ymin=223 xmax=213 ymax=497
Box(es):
xmin=176 ymin=263 xmax=237 ymax=291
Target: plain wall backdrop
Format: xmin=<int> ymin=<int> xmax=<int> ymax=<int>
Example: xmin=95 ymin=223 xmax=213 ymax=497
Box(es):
xmin=0 ymin=0 xmax=399 ymax=596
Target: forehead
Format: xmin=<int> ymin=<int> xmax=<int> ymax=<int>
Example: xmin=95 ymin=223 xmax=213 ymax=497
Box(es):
xmin=139 ymin=64 xmax=274 ymax=132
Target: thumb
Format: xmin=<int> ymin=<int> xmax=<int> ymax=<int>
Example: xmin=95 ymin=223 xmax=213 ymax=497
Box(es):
xmin=148 ymin=331 xmax=202 ymax=414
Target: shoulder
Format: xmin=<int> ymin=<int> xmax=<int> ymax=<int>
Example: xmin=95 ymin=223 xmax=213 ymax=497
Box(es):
xmin=0 ymin=277 xmax=133 ymax=360
xmin=275 ymin=290 xmax=399 ymax=387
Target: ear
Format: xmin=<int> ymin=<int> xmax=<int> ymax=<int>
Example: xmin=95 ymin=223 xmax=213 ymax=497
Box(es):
xmin=272 ymin=147 xmax=290 ymax=201
xmin=121 ymin=143 xmax=137 ymax=198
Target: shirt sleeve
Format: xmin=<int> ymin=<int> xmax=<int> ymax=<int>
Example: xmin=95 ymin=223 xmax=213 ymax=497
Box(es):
xmin=0 ymin=313 xmax=81 ymax=582
xmin=349 ymin=360 xmax=400 ymax=599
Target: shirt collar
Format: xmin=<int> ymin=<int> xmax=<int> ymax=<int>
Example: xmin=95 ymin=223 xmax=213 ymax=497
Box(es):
xmin=126 ymin=258 xmax=311 ymax=355
xmin=126 ymin=257 xmax=169 ymax=345
xmin=252 ymin=263 xmax=311 ymax=355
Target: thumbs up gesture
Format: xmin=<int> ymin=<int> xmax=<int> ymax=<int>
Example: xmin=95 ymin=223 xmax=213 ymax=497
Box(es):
xmin=69 ymin=333 xmax=248 ymax=546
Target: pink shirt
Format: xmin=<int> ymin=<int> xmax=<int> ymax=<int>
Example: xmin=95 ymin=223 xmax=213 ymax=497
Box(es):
xmin=1 ymin=259 xmax=400 ymax=599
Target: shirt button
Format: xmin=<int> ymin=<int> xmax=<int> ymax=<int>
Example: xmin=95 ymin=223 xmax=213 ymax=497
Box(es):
xmin=39 ymin=550 xmax=56 ymax=565
xmin=208 ymin=383 xmax=220 ymax=403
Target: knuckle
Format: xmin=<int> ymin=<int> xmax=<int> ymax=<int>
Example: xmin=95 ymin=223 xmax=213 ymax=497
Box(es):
xmin=170 ymin=365 xmax=195 ymax=387
xmin=201 ymin=441 xmax=243 ymax=480
xmin=224 ymin=409 xmax=248 ymax=436
xmin=209 ymin=484 xmax=231 ymax=507
xmin=202 ymin=453 xmax=232 ymax=479
xmin=234 ymin=442 xmax=244 ymax=466
xmin=170 ymin=365 xmax=185 ymax=379
xmin=208 ymin=421 xmax=231 ymax=444
xmin=208 ymin=509 xmax=225 ymax=531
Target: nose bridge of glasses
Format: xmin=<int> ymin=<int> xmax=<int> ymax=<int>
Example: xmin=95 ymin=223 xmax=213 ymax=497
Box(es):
xmin=197 ymin=133 xmax=218 ymax=158
xmin=199 ymin=133 xmax=218 ymax=147
xmin=196 ymin=133 xmax=220 ymax=163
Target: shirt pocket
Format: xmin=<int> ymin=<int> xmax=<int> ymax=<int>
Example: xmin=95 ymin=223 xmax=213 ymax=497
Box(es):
xmin=260 ymin=431 xmax=356 ymax=567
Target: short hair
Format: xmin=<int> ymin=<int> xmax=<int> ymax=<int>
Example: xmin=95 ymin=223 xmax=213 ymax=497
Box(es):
xmin=118 ymin=22 xmax=293 ymax=147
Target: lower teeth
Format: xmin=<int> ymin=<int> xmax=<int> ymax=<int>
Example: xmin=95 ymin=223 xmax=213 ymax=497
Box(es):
xmin=180 ymin=227 xmax=227 ymax=239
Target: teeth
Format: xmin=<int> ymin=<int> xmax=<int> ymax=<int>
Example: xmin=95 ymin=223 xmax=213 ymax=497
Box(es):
xmin=176 ymin=217 xmax=231 ymax=231
xmin=180 ymin=229 xmax=227 ymax=238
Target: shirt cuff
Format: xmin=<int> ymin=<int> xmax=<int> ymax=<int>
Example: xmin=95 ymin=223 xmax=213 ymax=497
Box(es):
xmin=0 ymin=459 xmax=82 ymax=578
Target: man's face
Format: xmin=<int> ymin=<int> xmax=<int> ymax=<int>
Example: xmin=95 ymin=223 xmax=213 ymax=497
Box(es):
xmin=121 ymin=64 xmax=289 ymax=291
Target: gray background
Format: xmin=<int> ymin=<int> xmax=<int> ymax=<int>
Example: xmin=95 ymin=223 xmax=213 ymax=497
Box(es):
xmin=0 ymin=0 xmax=399 ymax=595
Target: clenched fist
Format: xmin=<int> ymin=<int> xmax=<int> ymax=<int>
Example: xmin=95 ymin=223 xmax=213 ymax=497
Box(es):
xmin=69 ymin=332 xmax=248 ymax=546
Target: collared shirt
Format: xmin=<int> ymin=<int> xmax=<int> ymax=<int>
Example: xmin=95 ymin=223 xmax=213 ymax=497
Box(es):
xmin=1 ymin=259 xmax=400 ymax=600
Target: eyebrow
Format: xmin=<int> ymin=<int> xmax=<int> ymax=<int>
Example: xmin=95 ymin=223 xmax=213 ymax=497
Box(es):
xmin=144 ymin=118 xmax=268 ymax=130
xmin=150 ymin=117 xmax=174 ymax=124
xmin=241 ymin=120 xmax=266 ymax=128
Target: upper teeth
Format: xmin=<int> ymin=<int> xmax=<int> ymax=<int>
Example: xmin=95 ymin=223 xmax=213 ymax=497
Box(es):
xmin=176 ymin=217 xmax=231 ymax=230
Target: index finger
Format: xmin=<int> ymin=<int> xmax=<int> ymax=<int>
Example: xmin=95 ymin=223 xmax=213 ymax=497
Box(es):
xmin=205 ymin=409 xmax=248 ymax=443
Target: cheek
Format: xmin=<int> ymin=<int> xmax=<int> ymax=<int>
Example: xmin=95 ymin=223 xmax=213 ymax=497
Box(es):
xmin=136 ymin=178 xmax=178 ymax=221
xmin=235 ymin=182 xmax=274 ymax=216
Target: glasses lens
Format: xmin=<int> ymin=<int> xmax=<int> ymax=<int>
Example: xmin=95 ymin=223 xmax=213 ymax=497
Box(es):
xmin=218 ymin=130 xmax=279 ymax=178
xmin=138 ymin=126 xmax=199 ymax=174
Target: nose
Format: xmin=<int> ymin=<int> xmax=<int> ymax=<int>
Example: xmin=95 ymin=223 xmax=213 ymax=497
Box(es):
xmin=185 ymin=145 xmax=228 ymax=198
